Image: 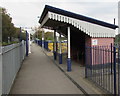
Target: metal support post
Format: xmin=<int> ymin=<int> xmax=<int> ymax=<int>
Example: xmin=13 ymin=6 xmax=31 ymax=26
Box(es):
xmin=42 ymin=31 xmax=44 ymax=49
xmin=59 ymin=32 xmax=62 ymax=64
xmin=53 ymin=30 xmax=57 ymax=60
xmin=67 ymin=26 xmax=71 ymax=72
xmin=113 ymin=46 xmax=116 ymax=95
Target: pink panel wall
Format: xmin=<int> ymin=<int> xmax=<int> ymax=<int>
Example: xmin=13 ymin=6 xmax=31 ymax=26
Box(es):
xmin=85 ymin=36 xmax=114 ymax=47
xmin=91 ymin=38 xmax=114 ymax=46
xmin=85 ymin=36 xmax=114 ymax=65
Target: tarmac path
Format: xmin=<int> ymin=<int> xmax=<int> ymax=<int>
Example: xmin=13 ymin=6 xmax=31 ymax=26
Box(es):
xmin=10 ymin=43 xmax=83 ymax=94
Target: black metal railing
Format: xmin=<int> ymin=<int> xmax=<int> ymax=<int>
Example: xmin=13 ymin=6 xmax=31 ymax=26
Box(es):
xmin=85 ymin=45 xmax=119 ymax=95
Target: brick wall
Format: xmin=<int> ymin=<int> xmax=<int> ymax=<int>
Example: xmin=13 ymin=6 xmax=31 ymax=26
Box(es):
xmin=85 ymin=37 xmax=114 ymax=65
xmin=91 ymin=38 xmax=114 ymax=46
xmin=85 ymin=36 xmax=114 ymax=47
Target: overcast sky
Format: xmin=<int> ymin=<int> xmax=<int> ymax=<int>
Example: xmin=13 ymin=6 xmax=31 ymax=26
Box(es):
xmin=1 ymin=0 xmax=120 ymax=33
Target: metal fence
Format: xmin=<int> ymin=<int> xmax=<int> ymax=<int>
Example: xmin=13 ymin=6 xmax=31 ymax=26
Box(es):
xmin=35 ymin=39 xmax=67 ymax=53
xmin=0 ymin=46 xmax=2 ymax=96
xmin=85 ymin=45 xmax=120 ymax=95
xmin=35 ymin=39 xmax=50 ymax=51
xmin=2 ymin=40 xmax=26 ymax=94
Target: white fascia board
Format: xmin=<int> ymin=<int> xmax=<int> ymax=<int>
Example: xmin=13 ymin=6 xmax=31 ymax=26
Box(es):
xmin=48 ymin=11 xmax=115 ymax=38
xmin=40 ymin=13 xmax=49 ymax=28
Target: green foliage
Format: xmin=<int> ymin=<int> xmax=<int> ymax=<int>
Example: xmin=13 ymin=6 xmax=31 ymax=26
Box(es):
xmin=21 ymin=32 xmax=26 ymax=41
xmin=33 ymin=27 xmax=54 ymax=41
xmin=33 ymin=27 xmax=67 ymax=42
xmin=44 ymin=32 xmax=53 ymax=40
xmin=14 ymin=28 xmax=26 ymax=41
xmin=38 ymin=30 xmax=42 ymax=40
xmin=115 ymin=34 xmax=120 ymax=45
xmin=33 ymin=27 xmax=42 ymax=40
xmin=2 ymin=8 xmax=15 ymax=42
xmin=34 ymin=31 xmax=54 ymax=41
xmin=2 ymin=8 xmax=23 ymax=44
xmin=2 ymin=41 xmax=19 ymax=46
xmin=61 ymin=37 xmax=67 ymax=40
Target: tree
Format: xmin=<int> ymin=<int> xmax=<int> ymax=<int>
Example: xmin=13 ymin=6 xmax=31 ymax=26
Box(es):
xmin=2 ymin=8 xmax=18 ymax=42
xmin=33 ymin=27 xmax=43 ymax=40
xmin=33 ymin=26 xmax=67 ymax=41
xmin=115 ymin=34 xmax=120 ymax=45
xmin=44 ymin=31 xmax=53 ymax=40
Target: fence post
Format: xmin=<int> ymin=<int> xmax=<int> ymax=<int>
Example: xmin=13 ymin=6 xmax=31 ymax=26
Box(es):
xmin=26 ymin=31 xmax=28 ymax=56
xmin=47 ymin=41 xmax=48 ymax=51
xmin=118 ymin=46 xmax=120 ymax=96
xmin=113 ymin=46 xmax=116 ymax=95
xmin=0 ymin=50 xmax=2 ymax=95
xmin=19 ymin=27 xmax=22 ymax=42
xmin=111 ymin=43 xmax=113 ymax=74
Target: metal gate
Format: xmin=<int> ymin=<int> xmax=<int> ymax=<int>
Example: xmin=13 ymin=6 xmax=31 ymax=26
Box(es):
xmin=85 ymin=45 xmax=120 ymax=95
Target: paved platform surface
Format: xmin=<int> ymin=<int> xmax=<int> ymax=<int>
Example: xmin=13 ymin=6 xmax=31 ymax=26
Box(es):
xmin=45 ymin=47 xmax=105 ymax=94
xmin=10 ymin=43 xmax=83 ymax=94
